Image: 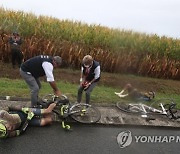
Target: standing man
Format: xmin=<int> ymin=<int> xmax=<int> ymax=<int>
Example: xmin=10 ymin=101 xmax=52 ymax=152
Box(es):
xmin=20 ymin=55 xmax=62 ymax=107
xmin=9 ymin=32 xmax=23 ymax=68
xmin=77 ymin=55 xmax=100 ymax=104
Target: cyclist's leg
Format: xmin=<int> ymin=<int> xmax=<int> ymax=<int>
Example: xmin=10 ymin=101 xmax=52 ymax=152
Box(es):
xmin=139 ymin=92 xmax=152 ymax=101
xmin=40 ymin=116 xmax=53 ymax=126
xmin=30 ymin=103 xmax=56 ymax=115
xmin=85 ymin=82 xmax=97 ymax=104
xmin=29 ymin=114 xmax=53 ymax=126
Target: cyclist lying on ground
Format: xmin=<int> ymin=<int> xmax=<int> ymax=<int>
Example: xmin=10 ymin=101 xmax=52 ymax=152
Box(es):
xmin=0 ymin=103 xmax=56 ymax=138
xmin=115 ymin=83 xmax=155 ymax=101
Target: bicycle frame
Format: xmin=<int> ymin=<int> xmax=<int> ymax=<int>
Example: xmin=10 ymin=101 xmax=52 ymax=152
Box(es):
xmin=129 ymin=103 xmax=167 ymax=115
xmin=58 ymin=103 xmax=90 ymax=130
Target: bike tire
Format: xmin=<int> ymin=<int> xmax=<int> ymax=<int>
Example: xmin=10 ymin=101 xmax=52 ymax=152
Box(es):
xmin=41 ymin=94 xmax=55 ymax=104
xmin=148 ymin=98 xmax=174 ymax=115
xmin=70 ymin=104 xmax=101 ymax=123
xmin=150 ymin=98 xmax=175 ymax=108
xmin=41 ymin=94 xmax=69 ymax=107
xmin=116 ymin=102 xmax=144 ymax=114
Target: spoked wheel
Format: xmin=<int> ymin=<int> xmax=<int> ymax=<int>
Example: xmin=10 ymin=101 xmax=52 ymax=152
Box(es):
xmin=37 ymin=94 xmax=55 ymax=108
xmin=42 ymin=94 xmax=55 ymax=103
xmin=116 ymin=102 xmax=144 ymax=114
xmin=149 ymin=98 xmax=176 ymax=116
xmin=41 ymin=94 xmax=69 ymax=108
xmin=70 ymin=104 xmax=101 ymax=123
xmin=150 ymin=98 xmax=175 ymax=108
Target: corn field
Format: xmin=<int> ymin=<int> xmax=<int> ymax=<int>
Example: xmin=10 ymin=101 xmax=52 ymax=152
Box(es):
xmin=0 ymin=7 xmax=179 ymax=79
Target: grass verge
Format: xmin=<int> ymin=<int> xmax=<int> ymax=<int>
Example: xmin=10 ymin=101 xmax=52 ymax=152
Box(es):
xmin=0 ymin=78 xmax=179 ymax=107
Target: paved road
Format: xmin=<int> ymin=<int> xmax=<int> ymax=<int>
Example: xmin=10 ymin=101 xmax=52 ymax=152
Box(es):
xmin=0 ymin=123 xmax=180 ymax=154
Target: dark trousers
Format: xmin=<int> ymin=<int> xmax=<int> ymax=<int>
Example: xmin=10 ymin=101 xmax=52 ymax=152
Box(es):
xmin=11 ymin=49 xmax=23 ymax=68
xmin=20 ymin=69 xmax=41 ymax=107
xmin=77 ymin=82 xmax=97 ymax=104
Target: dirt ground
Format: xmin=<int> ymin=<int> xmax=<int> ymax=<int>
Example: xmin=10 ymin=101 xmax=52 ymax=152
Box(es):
xmin=0 ymin=61 xmax=180 ymax=94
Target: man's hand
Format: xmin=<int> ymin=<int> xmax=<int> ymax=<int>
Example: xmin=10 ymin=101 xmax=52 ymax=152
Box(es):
xmin=54 ymin=90 xmax=61 ymax=97
xmin=82 ymin=81 xmax=91 ymax=90
xmin=49 ymin=81 xmax=61 ymax=97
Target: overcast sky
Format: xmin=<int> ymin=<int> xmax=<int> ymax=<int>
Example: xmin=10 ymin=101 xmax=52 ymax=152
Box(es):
xmin=0 ymin=0 xmax=179 ymax=39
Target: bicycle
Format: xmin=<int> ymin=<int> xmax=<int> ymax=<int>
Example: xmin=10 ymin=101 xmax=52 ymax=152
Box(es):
xmin=116 ymin=98 xmax=180 ymax=120
xmin=38 ymin=94 xmax=101 ymax=130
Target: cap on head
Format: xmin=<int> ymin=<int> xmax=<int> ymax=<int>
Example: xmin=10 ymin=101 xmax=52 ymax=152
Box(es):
xmin=53 ymin=56 xmax=62 ymax=66
xmin=83 ymin=55 xmax=93 ymax=66
xmin=0 ymin=122 xmax=7 ymax=138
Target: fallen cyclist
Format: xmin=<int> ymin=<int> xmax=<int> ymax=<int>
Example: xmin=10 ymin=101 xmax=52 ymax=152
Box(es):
xmin=115 ymin=83 xmax=155 ymax=101
xmin=0 ymin=103 xmax=56 ymax=138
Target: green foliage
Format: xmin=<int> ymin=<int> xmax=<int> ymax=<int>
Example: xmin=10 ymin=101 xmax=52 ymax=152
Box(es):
xmin=0 ymin=7 xmax=179 ymax=58
xmin=0 ymin=78 xmax=179 ymax=105
xmin=0 ymin=7 xmax=179 ymax=79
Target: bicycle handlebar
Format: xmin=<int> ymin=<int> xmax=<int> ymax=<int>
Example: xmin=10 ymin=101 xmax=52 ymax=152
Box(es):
xmin=53 ymin=94 xmax=69 ymax=105
xmin=168 ymin=103 xmax=180 ymax=120
xmin=52 ymin=94 xmax=68 ymax=101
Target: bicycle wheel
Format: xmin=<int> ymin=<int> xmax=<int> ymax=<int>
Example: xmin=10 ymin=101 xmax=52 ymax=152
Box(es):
xmin=42 ymin=94 xmax=55 ymax=103
xmin=70 ymin=104 xmax=101 ymax=123
xmin=150 ymin=98 xmax=175 ymax=108
xmin=41 ymin=94 xmax=69 ymax=107
xmin=145 ymin=98 xmax=177 ymax=116
xmin=116 ymin=102 xmax=144 ymax=114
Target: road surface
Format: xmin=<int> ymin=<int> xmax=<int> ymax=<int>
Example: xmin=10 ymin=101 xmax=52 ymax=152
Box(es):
xmin=0 ymin=123 xmax=180 ymax=154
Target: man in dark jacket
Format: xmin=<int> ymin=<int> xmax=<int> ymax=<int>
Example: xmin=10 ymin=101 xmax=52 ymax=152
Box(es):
xmin=9 ymin=32 xmax=23 ymax=68
xmin=20 ymin=55 xmax=62 ymax=107
xmin=77 ymin=55 xmax=100 ymax=104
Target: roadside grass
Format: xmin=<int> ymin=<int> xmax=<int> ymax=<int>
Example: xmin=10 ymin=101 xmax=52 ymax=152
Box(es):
xmin=0 ymin=78 xmax=180 ymax=108
xmin=0 ymin=78 xmax=120 ymax=104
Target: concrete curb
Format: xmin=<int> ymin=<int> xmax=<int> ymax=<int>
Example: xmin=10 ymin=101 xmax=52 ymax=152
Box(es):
xmin=0 ymin=98 xmax=180 ymax=128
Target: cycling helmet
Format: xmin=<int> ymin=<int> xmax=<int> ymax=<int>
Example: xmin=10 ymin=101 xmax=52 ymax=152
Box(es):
xmin=0 ymin=122 xmax=7 ymax=138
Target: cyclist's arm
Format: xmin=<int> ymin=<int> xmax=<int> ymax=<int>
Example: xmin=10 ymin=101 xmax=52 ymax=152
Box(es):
xmin=7 ymin=130 xmax=21 ymax=138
